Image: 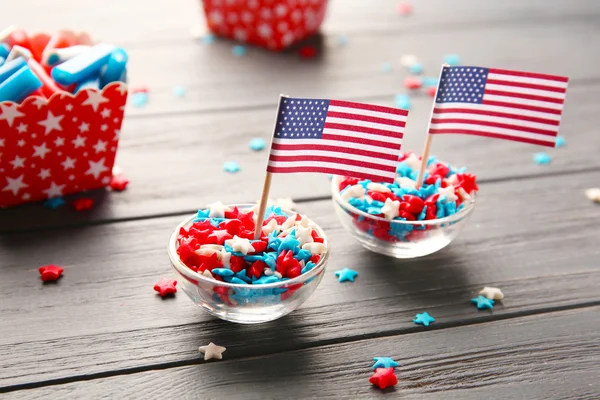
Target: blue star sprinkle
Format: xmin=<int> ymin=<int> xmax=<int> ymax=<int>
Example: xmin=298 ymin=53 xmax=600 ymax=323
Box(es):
xmin=278 ymin=233 xmax=301 ymax=254
xmin=413 ymin=312 xmax=435 ymax=326
xmin=335 ymin=268 xmax=358 ymax=282
xmin=471 ymin=295 xmax=495 ymax=310
xmin=211 ymin=268 xmax=234 ymax=277
xmin=265 ymin=205 xmax=285 ymax=217
xmin=248 ymin=138 xmax=266 ymax=151
xmin=422 ymin=77 xmax=438 ymax=88
xmin=267 ymin=231 xmax=282 ymax=251
xmin=395 ymin=94 xmax=411 ymax=110
xmin=44 ymin=197 xmax=65 ymax=209
xmin=555 ymin=136 xmax=566 ymax=148
xmin=223 ymin=161 xmax=240 ymax=173
xmin=195 ymin=208 xmax=210 ymax=220
xmin=132 ymin=92 xmax=148 ymax=108
xmin=443 ymin=54 xmax=461 ymax=66
xmin=202 ymin=33 xmax=216 ymax=44
xmin=533 ymin=152 xmax=551 ymax=165
xmin=232 ymin=45 xmax=247 ymax=57
xmin=409 ymin=63 xmax=424 ymax=74
xmin=173 ymin=86 xmax=186 ymax=97
xmin=380 ymin=62 xmax=393 ymax=73
xmin=372 ymin=357 xmax=400 ymax=369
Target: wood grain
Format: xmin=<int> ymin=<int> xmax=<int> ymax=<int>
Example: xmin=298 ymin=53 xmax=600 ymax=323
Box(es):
xmin=1 ymin=171 xmax=599 ymax=388
xmin=5 ymin=307 xmax=599 ymax=399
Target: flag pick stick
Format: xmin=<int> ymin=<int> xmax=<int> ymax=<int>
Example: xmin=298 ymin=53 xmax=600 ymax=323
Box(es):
xmin=415 ymin=64 xmax=448 ymax=189
xmin=254 ymin=94 xmax=288 ymax=240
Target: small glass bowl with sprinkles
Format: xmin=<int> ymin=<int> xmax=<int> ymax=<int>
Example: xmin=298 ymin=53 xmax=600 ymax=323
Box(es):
xmin=168 ymin=203 xmax=330 ymax=324
xmin=331 ymin=152 xmax=477 ymax=258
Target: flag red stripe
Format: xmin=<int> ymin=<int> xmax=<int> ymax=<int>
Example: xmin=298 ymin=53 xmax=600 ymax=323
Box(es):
xmin=433 ymin=107 xmax=559 ymax=126
xmin=271 ymin=142 xmax=399 ymax=161
xmin=269 ymin=154 xmax=397 ymax=173
xmin=266 ymin=166 xmax=394 ymax=183
xmin=329 ymin=100 xmax=409 ymax=116
xmin=324 ymin=122 xmax=404 ymax=139
xmin=322 ymin=133 xmax=401 ymax=150
xmin=428 ymin=128 xmax=556 ymax=147
xmin=485 ymin=89 xmax=565 ymax=104
xmin=430 ymin=118 xmax=558 ymax=136
xmin=488 ymin=68 xmax=569 ymax=83
xmin=486 ymin=79 xmax=567 ymax=94
xmin=482 ymin=99 xmax=563 ymax=115
xmin=326 ymin=111 xmax=406 ymax=127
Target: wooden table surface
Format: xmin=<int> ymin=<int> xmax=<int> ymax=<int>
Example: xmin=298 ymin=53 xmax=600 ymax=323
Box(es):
xmin=2 ymin=1 xmax=600 ymax=398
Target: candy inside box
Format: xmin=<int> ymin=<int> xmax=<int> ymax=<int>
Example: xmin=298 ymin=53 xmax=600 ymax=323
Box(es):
xmin=201 ymin=0 xmax=329 ymax=50
xmin=0 ymin=29 xmax=128 ymax=208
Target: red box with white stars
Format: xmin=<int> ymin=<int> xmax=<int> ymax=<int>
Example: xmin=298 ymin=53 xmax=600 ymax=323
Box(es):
xmin=0 ymin=82 xmax=128 ymax=208
xmin=202 ymin=0 xmax=328 ymax=50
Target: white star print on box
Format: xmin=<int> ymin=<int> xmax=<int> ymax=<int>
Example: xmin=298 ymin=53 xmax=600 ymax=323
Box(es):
xmin=43 ymin=182 xmax=65 ymax=198
xmin=61 ymin=157 xmax=76 ymax=170
xmin=38 ymin=112 xmax=63 ymax=135
xmin=0 ymin=103 xmax=25 ymax=127
xmin=85 ymin=158 xmax=109 ymax=179
xmin=3 ymin=175 xmax=28 ymax=196
xmin=33 ymin=143 xmax=51 ymax=159
xmin=10 ymin=156 xmax=26 ymax=169
xmin=16 ymin=123 xmax=27 ymax=133
xmin=93 ymin=140 xmax=108 ymax=153
xmin=81 ymin=90 xmax=109 ymax=112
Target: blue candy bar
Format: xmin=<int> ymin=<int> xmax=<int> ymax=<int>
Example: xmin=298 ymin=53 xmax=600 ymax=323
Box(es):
xmin=74 ymin=76 xmax=100 ymax=93
xmin=0 ymin=57 xmax=5 ymax=67
xmin=0 ymin=57 xmax=27 ymax=84
xmin=0 ymin=65 xmax=42 ymax=102
xmin=51 ymin=43 xmax=116 ymax=85
xmin=100 ymin=48 xmax=128 ymax=88
xmin=0 ymin=43 xmax=9 ymax=59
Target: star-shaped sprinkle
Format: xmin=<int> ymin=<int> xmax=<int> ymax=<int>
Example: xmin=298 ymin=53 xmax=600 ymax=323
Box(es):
xmin=438 ymin=185 xmax=458 ymax=203
xmin=533 ymin=152 xmax=551 ymax=165
xmin=3 ymin=174 xmax=28 ymax=196
xmin=248 ymin=138 xmax=266 ymax=151
xmin=381 ymin=198 xmax=400 ymax=220
xmin=403 ymin=153 xmax=421 ymax=171
xmin=223 ymin=161 xmax=240 ymax=173
xmin=206 ymin=201 xmax=232 ymax=218
xmin=341 ymin=184 xmax=366 ymax=201
xmin=335 ymin=268 xmax=358 ymax=282
xmin=39 ymin=265 xmax=64 ymax=282
xmin=471 ymin=295 xmax=495 ymax=309
xmin=72 ymin=198 xmax=94 ymax=211
xmin=372 ymin=357 xmax=399 ymax=369
xmin=479 ymin=286 xmax=504 ymax=300
xmin=278 ymin=233 xmax=301 ymax=253
xmin=296 ymin=225 xmax=313 ymax=246
xmin=198 ymin=342 xmax=226 ymax=361
xmin=0 ymin=103 xmax=25 ymax=127
xmin=110 ymin=175 xmax=129 ymax=191
xmin=261 ymin=218 xmax=278 ymax=236
xmin=153 ymin=278 xmax=177 ymax=297
xmin=37 ymin=111 xmax=63 ymax=135
xmin=225 ymin=235 xmax=255 ymax=255
xmin=369 ymin=368 xmax=398 ymax=390
xmin=367 ymin=182 xmax=391 ymax=193
xmin=555 ymin=136 xmax=566 ymax=148
xmin=172 ymin=86 xmax=186 ymax=97
xmin=413 ymin=312 xmax=435 ymax=326
xmin=395 ymin=176 xmax=417 ymax=189
xmin=585 ymin=188 xmax=600 ymax=204
xmin=132 ymin=92 xmax=149 ymax=107
xmin=44 ymin=197 xmax=65 ymax=209
xmin=302 ymin=242 xmax=326 ymax=255
xmin=82 ymin=90 xmax=109 ymax=111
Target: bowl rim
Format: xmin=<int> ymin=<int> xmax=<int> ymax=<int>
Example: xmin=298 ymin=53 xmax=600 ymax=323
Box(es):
xmin=168 ymin=203 xmax=330 ymax=289
xmin=331 ymin=175 xmax=476 ymax=225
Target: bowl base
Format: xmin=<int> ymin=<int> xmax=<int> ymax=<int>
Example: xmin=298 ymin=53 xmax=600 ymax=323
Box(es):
xmin=199 ymin=303 xmax=294 ymax=324
xmin=354 ymin=234 xmax=453 ymax=259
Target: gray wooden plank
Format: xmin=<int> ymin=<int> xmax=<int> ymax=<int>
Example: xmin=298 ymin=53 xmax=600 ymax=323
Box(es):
xmin=4 ymin=308 xmax=599 ymax=399
xmin=1 ymin=81 xmax=599 ymax=232
xmin=1 ymin=171 xmax=599 ymax=387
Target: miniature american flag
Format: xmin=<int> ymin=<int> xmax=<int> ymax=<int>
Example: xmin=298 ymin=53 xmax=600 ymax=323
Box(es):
xmin=429 ymin=66 xmax=568 ymax=147
xmin=267 ymin=97 xmax=408 ymax=183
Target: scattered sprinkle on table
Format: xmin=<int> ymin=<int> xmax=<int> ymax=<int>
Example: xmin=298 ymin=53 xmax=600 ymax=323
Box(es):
xmin=396 ymin=1 xmax=413 ymax=16
xmin=409 ymin=63 xmax=423 ymax=74
xmin=202 ymin=33 xmax=216 ymax=44
xmin=110 ymin=174 xmax=129 ymax=191
xmin=154 ymin=278 xmax=177 ymax=297
xmin=223 ymin=161 xmax=241 ymax=173
xmin=248 ymin=138 xmax=266 ymax=151
xmin=337 ymin=35 xmax=349 ymax=46
xmin=369 ymin=368 xmax=398 ymax=390
xmin=298 ymin=45 xmax=318 ymax=59
xmin=555 ymin=136 xmax=566 ymax=148
xmin=132 ymin=92 xmax=149 ymax=107
xmin=395 ymin=94 xmax=411 ymax=109
xmin=584 ymin=188 xmax=600 ymax=204
xmin=533 ymin=152 xmax=552 ymax=165
xmin=44 ymin=197 xmax=65 ymax=209
xmin=471 ymin=295 xmax=495 ymax=309
xmin=72 ymin=198 xmax=94 ymax=211
xmin=173 ymin=86 xmax=186 ymax=97
xmin=413 ymin=312 xmax=435 ymax=326
xmin=199 ymin=342 xmax=226 ymax=361
xmin=422 ymin=76 xmax=439 ymax=87
xmin=426 ymin=87 xmax=437 ymax=97
xmin=232 ymin=45 xmax=247 ymax=57
xmin=335 ymin=268 xmax=358 ymax=282
xmin=479 ymin=286 xmax=504 ymax=300
xmin=404 ymin=76 xmax=422 ymax=89
xmin=39 ymin=265 xmax=64 ymax=282
xmin=400 ymin=54 xmax=418 ymax=67
xmin=373 ymin=357 xmax=399 ymax=369
xmin=443 ymin=54 xmax=461 ymax=66
xmin=380 ymin=62 xmax=393 ymax=73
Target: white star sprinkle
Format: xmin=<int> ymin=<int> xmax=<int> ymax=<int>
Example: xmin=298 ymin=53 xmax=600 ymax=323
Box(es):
xmin=0 ymin=104 xmax=25 ymax=127
xmin=81 ymin=90 xmax=109 ymax=112
xmin=585 ymin=188 xmax=600 ymax=203
xmin=395 ymin=176 xmax=417 ymax=189
xmin=403 ymin=153 xmax=422 ymax=171
xmin=206 ymin=201 xmax=232 ymax=218
xmin=479 ymin=287 xmax=504 ymax=300
xmin=224 ymin=235 xmax=255 ymax=255
xmin=341 ymin=184 xmax=366 ymax=201
xmin=261 ymin=218 xmax=278 ymax=236
xmin=438 ymin=185 xmax=458 ymax=203
xmin=302 ymin=242 xmax=326 ymax=255
xmin=2 ymin=174 xmax=28 ymax=196
xmin=381 ymin=198 xmax=400 ymax=220
xmin=85 ymin=158 xmax=109 ymax=179
xmin=296 ymin=225 xmax=314 ymax=246
xmin=38 ymin=112 xmax=63 ymax=135
xmin=367 ymin=182 xmax=391 ymax=193
xmin=198 ymin=342 xmax=226 ymax=361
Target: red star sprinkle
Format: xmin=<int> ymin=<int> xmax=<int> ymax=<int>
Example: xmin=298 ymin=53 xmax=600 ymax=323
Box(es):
xmin=427 ymin=86 xmax=437 ymax=97
xmin=298 ymin=46 xmax=318 ymax=59
xmin=72 ymin=197 xmax=94 ymax=211
xmin=110 ymin=174 xmax=129 ymax=191
xmin=39 ymin=265 xmax=64 ymax=282
xmin=369 ymin=368 xmax=398 ymax=389
xmin=456 ymin=173 xmax=479 ymax=194
xmin=404 ymin=76 xmax=422 ymax=89
xmin=153 ymin=278 xmax=177 ymax=297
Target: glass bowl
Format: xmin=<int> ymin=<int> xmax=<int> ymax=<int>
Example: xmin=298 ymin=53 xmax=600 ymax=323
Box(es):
xmin=168 ymin=204 xmax=330 ymax=324
xmin=331 ymin=176 xmax=475 ymax=258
